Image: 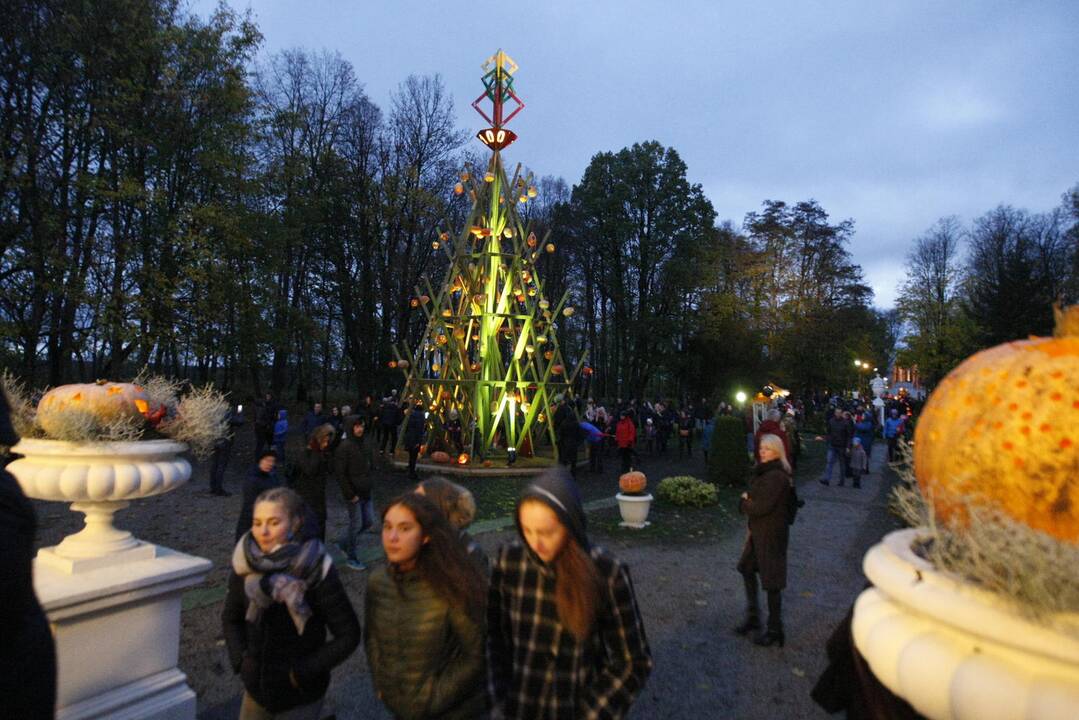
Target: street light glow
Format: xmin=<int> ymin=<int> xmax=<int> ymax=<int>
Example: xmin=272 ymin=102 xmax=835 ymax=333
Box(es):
xmin=735 ymin=391 xmax=747 ymax=404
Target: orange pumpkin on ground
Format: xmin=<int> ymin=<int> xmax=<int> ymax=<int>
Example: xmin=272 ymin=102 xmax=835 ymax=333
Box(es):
xmin=914 ymin=305 xmax=1079 ymax=543
xmin=37 ymin=381 xmax=150 ymax=436
xmin=431 ymin=451 xmax=451 ymax=464
xmin=619 ymin=470 xmax=647 ymax=495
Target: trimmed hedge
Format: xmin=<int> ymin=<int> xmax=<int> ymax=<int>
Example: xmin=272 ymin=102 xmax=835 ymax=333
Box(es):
xmin=708 ymin=415 xmax=750 ymax=486
xmin=657 ymin=475 xmax=718 ymax=507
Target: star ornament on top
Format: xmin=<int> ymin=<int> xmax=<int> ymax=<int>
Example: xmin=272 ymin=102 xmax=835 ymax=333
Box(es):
xmin=473 ymin=49 xmax=524 ymax=151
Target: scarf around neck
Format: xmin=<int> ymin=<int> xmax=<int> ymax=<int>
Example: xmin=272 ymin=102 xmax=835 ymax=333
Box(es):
xmin=233 ymin=533 xmax=330 ymax=635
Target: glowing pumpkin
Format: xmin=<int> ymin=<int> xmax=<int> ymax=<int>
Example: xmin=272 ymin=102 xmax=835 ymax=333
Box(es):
xmin=914 ymin=305 xmax=1079 ymax=542
xmin=388 ymin=360 xmax=398 ymax=369
xmin=551 ymin=364 xmax=564 ymax=375
xmin=457 ymin=453 xmax=470 ymax=465
xmin=37 ymin=381 xmax=150 ymax=436
xmin=619 ymin=470 xmax=647 ymax=495
xmin=431 ymin=451 xmax=450 ymax=464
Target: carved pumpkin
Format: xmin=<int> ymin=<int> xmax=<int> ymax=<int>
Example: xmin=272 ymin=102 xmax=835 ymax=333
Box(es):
xmin=914 ymin=305 xmax=1079 ymax=542
xmin=457 ymin=453 xmax=470 ymax=465
xmin=619 ymin=470 xmax=647 ymax=494
xmin=37 ymin=381 xmax=150 ymax=436
xmin=551 ymin=364 xmax=564 ymax=375
xmin=431 ymin=451 xmax=450 ymax=464
xmin=482 ymin=459 xmax=493 ymax=468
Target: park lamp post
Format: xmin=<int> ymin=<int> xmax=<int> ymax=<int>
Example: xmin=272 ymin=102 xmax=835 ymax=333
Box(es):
xmin=735 ymin=390 xmax=747 ymax=406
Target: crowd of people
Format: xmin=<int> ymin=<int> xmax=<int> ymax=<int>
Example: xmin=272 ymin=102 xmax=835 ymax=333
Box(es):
xmin=222 ymin=469 xmax=654 ymax=719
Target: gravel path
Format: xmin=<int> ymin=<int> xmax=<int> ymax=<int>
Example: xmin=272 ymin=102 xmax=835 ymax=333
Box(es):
xmin=31 ymin=437 xmax=900 ymax=719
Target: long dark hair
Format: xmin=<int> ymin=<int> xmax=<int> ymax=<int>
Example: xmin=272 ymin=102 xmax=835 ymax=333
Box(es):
xmin=382 ymin=493 xmax=485 ymax=618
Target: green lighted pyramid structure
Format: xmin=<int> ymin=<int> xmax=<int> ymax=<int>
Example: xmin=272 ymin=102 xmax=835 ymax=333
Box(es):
xmin=391 ymin=50 xmax=587 ymax=460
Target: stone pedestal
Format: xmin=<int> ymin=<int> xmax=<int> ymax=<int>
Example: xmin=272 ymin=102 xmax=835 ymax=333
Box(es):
xmin=36 ymin=546 xmax=211 ymax=720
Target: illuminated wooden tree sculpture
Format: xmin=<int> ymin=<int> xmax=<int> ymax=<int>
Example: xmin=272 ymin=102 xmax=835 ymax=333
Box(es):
xmin=392 ymin=50 xmax=587 ymax=461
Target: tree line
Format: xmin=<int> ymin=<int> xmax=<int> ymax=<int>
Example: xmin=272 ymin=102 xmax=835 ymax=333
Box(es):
xmin=3 ymin=0 xmax=895 ymax=404
xmin=895 ymin=191 xmax=1079 ymax=391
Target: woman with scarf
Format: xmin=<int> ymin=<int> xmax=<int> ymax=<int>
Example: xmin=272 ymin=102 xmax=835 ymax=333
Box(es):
xmin=735 ymin=433 xmax=793 ymax=647
xmin=365 ymin=493 xmax=487 ymax=719
xmin=488 ymin=470 xmax=653 ymax=720
xmin=223 ymin=487 xmax=360 ymax=719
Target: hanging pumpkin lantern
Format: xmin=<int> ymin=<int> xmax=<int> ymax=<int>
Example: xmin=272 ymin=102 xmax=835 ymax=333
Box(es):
xmin=397 ymin=360 xmax=410 ymax=369
xmin=525 ymin=344 xmax=535 ymax=354
xmin=582 ymin=366 xmax=593 ymax=377
xmin=528 ymin=288 xmax=536 ymax=297
xmin=453 ymin=327 xmax=466 ymax=340
xmin=539 ymin=299 xmax=550 ymax=310
xmin=440 ymin=231 xmax=450 ymax=241
xmin=522 ymin=270 xmax=532 ymax=282
xmin=436 ymin=333 xmax=448 ymax=345
xmin=619 ymin=470 xmax=648 ymax=494
xmin=545 ymin=243 xmax=556 ymax=253
xmin=473 ymin=293 xmax=486 ymax=305
xmin=504 ymin=228 xmax=514 ymax=238
xmin=518 ymin=193 xmax=527 ymax=203
xmin=470 ymin=333 xmax=480 ymax=341
xmin=527 ymin=186 xmax=538 ymax=198
xmin=527 ymin=232 xmax=538 ymax=248
xmin=431 ymin=240 xmax=440 ymax=250
xmin=388 ymin=360 xmax=398 ymax=369
xmin=470 ymin=361 xmax=481 ymax=372
xmin=537 ymin=335 xmax=547 ymax=344
xmin=441 ymin=308 xmax=452 ymax=318
xmin=410 ymin=297 xmax=420 ymax=308
xmin=538 ymin=413 xmax=546 ymax=423
xmin=459 ymin=170 xmax=470 ymax=182
xmin=563 ymin=307 xmax=575 ymax=317
xmin=420 ymin=295 xmax=430 ymax=304
xmin=516 ymin=293 xmax=526 ymax=303
xmin=914 ymin=305 xmax=1079 ymax=542
xmin=470 ymin=226 xmax=486 ymax=237
xmin=431 ymin=363 xmax=441 ymax=373
xmin=544 ymin=350 xmax=554 ymax=360
xmin=457 ymin=453 xmax=470 ymax=465
xmin=453 ymin=182 xmax=464 ymax=195
xmin=484 ymin=171 xmax=494 ymax=183
xmin=552 ymin=364 xmax=565 ymax=375
xmin=37 ymin=381 xmax=151 ymax=436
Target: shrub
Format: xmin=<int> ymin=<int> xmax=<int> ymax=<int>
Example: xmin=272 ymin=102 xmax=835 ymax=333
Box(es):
xmin=657 ymin=476 xmax=718 ymax=507
xmin=708 ymin=415 xmax=749 ymax=486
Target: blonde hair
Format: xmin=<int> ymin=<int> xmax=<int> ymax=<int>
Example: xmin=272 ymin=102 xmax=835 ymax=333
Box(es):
xmin=758 ymin=433 xmax=791 ymax=474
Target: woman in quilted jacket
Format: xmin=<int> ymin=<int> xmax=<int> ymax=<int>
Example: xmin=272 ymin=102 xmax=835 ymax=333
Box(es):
xmin=365 ymin=493 xmax=487 ymax=719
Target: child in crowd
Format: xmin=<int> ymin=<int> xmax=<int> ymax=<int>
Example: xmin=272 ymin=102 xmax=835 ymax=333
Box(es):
xmin=847 ymin=437 xmax=868 ymax=489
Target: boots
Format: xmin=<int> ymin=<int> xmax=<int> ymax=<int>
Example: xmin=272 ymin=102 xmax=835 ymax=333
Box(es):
xmin=754 ymin=590 xmax=784 ymax=647
xmin=735 ymin=573 xmax=762 ymax=636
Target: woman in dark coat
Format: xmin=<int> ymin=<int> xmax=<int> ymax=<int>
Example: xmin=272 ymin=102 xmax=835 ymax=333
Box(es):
xmin=736 ymin=432 xmax=793 ymax=647
xmin=402 ymin=400 xmax=427 ymax=481
xmin=0 ymin=392 xmax=56 ymax=720
xmin=365 ymin=493 xmax=487 ymax=719
xmin=235 ymin=451 xmax=282 ymax=541
xmin=294 ymin=424 xmax=336 ymax=541
xmin=223 ymin=487 xmax=360 ymax=718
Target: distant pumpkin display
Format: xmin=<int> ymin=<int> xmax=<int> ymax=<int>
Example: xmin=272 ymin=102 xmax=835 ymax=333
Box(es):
xmin=431 ymin=451 xmax=450 ymax=464
xmin=914 ymin=305 xmax=1079 ymax=543
xmin=619 ymin=470 xmax=648 ymax=495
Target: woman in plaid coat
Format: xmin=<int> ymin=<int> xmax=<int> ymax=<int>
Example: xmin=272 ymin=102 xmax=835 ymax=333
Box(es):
xmin=487 ymin=470 xmax=652 ymax=719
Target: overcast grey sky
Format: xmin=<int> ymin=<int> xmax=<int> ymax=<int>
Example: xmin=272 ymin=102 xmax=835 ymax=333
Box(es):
xmin=189 ymin=0 xmax=1079 ymax=308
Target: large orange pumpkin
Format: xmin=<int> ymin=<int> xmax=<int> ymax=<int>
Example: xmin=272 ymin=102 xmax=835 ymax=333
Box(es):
xmin=619 ymin=470 xmax=647 ymax=494
xmin=431 ymin=450 xmax=451 ymax=464
xmin=914 ymin=305 xmax=1079 ymax=542
xmin=37 ymin=381 xmax=149 ymax=436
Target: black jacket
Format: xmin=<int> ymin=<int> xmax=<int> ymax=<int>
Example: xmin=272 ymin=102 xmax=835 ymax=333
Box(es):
xmin=235 ymin=466 xmax=282 ymax=541
xmin=335 ymin=419 xmax=373 ymax=501
xmin=295 ymin=448 xmax=332 ymax=532
xmin=826 ymin=414 xmax=853 ymax=449
xmin=738 ymin=460 xmax=792 ymax=590
xmin=0 ymin=394 xmax=56 ymax=720
xmin=222 ymin=564 xmax=360 ymax=713
xmin=403 ymin=408 xmax=427 ymax=449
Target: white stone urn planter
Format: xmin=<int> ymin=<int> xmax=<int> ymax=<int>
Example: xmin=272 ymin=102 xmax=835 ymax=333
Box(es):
xmin=852 ymin=528 xmax=1079 ymax=720
xmin=8 ymin=438 xmax=192 ymax=572
xmin=7 ymin=437 xmax=210 ymax=719
xmin=616 ymin=493 xmax=653 ymax=528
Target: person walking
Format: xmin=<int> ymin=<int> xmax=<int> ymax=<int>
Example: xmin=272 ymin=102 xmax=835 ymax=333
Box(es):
xmin=676 ymin=409 xmax=693 ymax=459
xmin=294 ymin=424 xmax=335 ymax=541
xmin=848 ymin=437 xmax=868 ymax=489
xmin=335 ymin=416 xmax=374 ymax=570
xmin=554 ymin=397 xmax=583 ymax=478
xmin=0 ymin=391 xmax=56 ymax=720
xmin=301 ymin=402 xmax=328 ymax=440
xmin=254 ymin=393 xmax=278 ymax=460
xmin=883 ymin=408 xmax=906 ymax=463
xmin=403 ymin=400 xmax=427 ymax=481
xmin=365 ymin=494 xmax=487 ymax=720
xmin=235 ymin=451 xmax=282 ymax=541
xmin=615 ymin=411 xmax=637 ymax=473
xmin=735 ymin=434 xmax=793 ymax=647
xmin=209 ymin=403 xmax=245 ymax=496
xmin=488 ymin=470 xmax=653 ymax=719
xmin=379 ymin=394 xmax=404 ymax=456
xmin=819 ymin=407 xmax=852 ymax=486
xmin=416 ymin=476 xmax=489 ymax=576
xmin=272 ymin=409 xmax=289 ymax=463
xmin=223 ymin=487 xmax=360 ymax=719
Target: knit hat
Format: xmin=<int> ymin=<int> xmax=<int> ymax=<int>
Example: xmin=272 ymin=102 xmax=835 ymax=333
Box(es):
xmin=517 ymin=468 xmax=589 ymax=552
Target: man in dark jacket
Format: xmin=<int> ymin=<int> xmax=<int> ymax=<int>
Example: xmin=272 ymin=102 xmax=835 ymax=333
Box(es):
xmin=820 ymin=408 xmax=853 ymax=486
xmin=553 ymin=396 xmax=583 ymax=477
xmin=335 ymin=416 xmax=374 ymax=569
xmin=0 ymin=392 xmax=57 ymax=720
xmin=301 ymin=402 xmax=328 ymax=440
xmin=378 ymin=394 xmax=404 ymax=456
xmin=209 ymin=404 xmax=245 ymax=496
xmin=234 ymin=451 xmax=281 ymax=541
xmin=254 ymin=393 xmax=279 ymax=459
xmin=402 ymin=400 xmax=427 ymax=481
